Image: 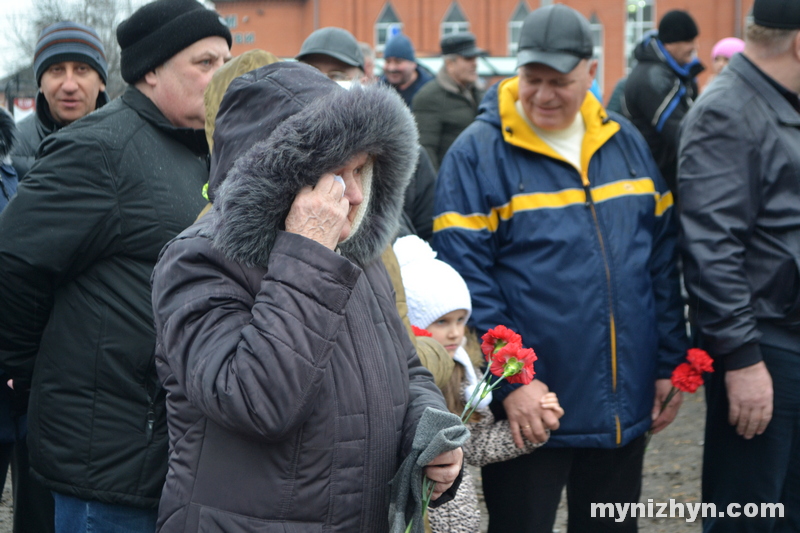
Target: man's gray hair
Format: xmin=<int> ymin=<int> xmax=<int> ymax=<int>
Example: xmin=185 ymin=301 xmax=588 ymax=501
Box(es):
xmin=443 ymin=53 xmax=459 ymax=63
xmin=746 ymin=23 xmax=799 ymax=57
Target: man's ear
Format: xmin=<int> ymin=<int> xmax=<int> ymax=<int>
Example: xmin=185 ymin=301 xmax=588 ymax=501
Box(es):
xmin=588 ymin=59 xmax=599 ymax=80
xmin=793 ymin=30 xmax=800 ymax=62
xmin=143 ymin=69 xmax=159 ymax=88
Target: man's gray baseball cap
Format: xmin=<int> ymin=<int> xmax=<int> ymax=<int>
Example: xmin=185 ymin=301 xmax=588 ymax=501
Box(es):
xmin=516 ymin=4 xmax=594 ymax=73
xmin=297 ymin=27 xmax=365 ymax=71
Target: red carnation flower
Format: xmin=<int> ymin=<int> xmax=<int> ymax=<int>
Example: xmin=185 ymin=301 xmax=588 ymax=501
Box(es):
xmin=481 ymin=325 xmax=523 ymax=360
xmin=687 ymin=348 xmax=714 ymax=373
xmin=490 ymin=344 xmax=537 ymax=385
xmin=671 ymin=363 xmax=704 ymax=393
xmin=411 ymin=325 xmax=432 ymax=337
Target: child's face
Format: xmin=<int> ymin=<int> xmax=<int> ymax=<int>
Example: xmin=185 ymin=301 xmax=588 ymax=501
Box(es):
xmin=426 ymin=309 xmax=468 ymax=357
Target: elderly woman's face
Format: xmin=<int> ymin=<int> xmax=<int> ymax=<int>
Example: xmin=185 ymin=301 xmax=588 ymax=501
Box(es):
xmin=335 ymin=152 xmax=368 ymax=243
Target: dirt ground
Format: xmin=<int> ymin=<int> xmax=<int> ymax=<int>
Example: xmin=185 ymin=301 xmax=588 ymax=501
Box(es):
xmin=0 ymin=390 xmax=705 ymax=532
xmin=474 ymin=388 xmax=706 ymax=533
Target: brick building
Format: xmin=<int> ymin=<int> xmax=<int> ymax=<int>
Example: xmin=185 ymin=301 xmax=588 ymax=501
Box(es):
xmin=211 ymin=0 xmax=752 ymax=100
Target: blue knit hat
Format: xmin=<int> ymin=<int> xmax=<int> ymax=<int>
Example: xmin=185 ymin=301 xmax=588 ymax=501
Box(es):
xmin=384 ymin=33 xmax=415 ymax=62
xmin=34 ymin=21 xmax=108 ymax=86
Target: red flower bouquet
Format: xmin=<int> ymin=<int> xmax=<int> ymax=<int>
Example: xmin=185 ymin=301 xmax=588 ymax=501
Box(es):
xmin=646 ymin=348 xmax=714 ymax=446
xmin=408 ymin=325 xmax=537 ymax=533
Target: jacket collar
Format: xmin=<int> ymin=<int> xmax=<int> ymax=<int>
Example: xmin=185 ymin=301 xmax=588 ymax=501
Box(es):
xmin=121 ymin=86 xmax=209 ymax=155
xmin=728 ymin=53 xmax=800 ymax=126
xmin=497 ymin=76 xmax=620 ymax=186
xmin=651 ymin=38 xmax=704 ymax=80
xmin=436 ymin=65 xmax=477 ymax=106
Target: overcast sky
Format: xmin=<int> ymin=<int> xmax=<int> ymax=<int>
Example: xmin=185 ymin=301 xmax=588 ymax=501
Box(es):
xmin=1 ymin=0 xmax=36 ymax=78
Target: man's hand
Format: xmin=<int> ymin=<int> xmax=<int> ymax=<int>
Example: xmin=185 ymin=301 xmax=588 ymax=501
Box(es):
xmin=502 ymin=380 xmax=560 ymax=448
xmin=726 ymin=361 xmax=773 ymax=439
xmin=424 ymin=447 xmax=463 ymax=501
xmin=284 ymin=174 xmax=349 ymax=250
xmin=651 ymin=378 xmax=682 ymax=434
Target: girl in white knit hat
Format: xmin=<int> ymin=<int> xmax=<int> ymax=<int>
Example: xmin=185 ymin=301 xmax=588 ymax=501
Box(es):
xmin=393 ymin=235 xmax=563 ymax=533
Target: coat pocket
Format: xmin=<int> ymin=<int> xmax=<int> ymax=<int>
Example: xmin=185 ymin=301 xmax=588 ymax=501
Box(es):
xmin=198 ymin=506 xmax=324 ymax=533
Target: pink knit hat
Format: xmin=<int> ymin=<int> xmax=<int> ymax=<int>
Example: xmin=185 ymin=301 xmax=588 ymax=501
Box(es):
xmin=711 ymin=37 xmax=745 ymax=60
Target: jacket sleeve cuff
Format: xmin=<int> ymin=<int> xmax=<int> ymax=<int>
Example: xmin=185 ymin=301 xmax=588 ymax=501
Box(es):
xmin=722 ymin=342 xmax=763 ymax=371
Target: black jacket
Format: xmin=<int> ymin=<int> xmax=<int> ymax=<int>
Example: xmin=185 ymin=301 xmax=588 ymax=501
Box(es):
xmin=0 ymin=86 xmax=209 ymax=507
xmin=10 ymin=90 xmax=109 ymax=180
xmin=152 ymin=63 xmax=450 ymax=532
xmin=624 ymin=36 xmax=703 ymax=196
xmin=412 ymin=68 xmax=484 ymax=170
xmin=679 ymin=54 xmax=800 ymax=369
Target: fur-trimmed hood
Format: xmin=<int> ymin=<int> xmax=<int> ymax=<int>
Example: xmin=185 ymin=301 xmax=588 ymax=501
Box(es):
xmin=209 ymin=62 xmax=419 ymax=268
xmin=0 ymin=108 xmax=16 ymax=160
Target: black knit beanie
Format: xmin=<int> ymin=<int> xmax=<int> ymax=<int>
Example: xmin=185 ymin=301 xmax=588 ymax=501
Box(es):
xmin=753 ymin=0 xmax=800 ymax=29
xmin=117 ymin=0 xmax=232 ymax=84
xmin=658 ymin=10 xmax=699 ymax=44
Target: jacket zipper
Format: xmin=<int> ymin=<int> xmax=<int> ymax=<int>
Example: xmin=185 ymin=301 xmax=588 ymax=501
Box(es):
xmin=583 ymin=182 xmax=622 ymax=446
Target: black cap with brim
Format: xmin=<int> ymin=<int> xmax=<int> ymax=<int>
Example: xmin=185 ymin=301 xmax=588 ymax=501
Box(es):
xmin=515 ymin=4 xmax=594 ymax=73
xmin=296 ymin=27 xmax=365 ymax=71
xmin=753 ymin=0 xmax=800 ymax=29
xmin=516 ymin=49 xmax=585 ymax=73
xmin=441 ymin=33 xmax=487 ymax=58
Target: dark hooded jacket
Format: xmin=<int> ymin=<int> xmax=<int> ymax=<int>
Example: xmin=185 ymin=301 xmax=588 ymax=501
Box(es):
xmin=0 ymin=110 xmax=18 ymax=212
xmin=624 ymin=36 xmax=703 ymax=197
xmin=10 ymin=90 xmax=109 ymax=179
xmin=0 ymin=86 xmax=209 ymax=507
xmin=151 ymin=62 xmax=451 ymax=532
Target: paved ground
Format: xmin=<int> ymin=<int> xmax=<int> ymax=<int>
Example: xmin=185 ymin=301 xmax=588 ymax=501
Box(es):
xmin=0 ymin=390 xmax=705 ymax=532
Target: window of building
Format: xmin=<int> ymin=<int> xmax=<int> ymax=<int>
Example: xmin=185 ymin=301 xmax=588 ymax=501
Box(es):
xmin=508 ymin=1 xmax=530 ymax=56
xmin=590 ymin=13 xmax=604 ymax=95
xmin=223 ymin=14 xmax=237 ymax=29
xmin=625 ymin=0 xmax=655 ymax=73
xmin=375 ymin=3 xmax=403 ymax=54
xmin=244 ymin=32 xmax=255 ymax=44
xmin=441 ymin=2 xmax=470 ymax=39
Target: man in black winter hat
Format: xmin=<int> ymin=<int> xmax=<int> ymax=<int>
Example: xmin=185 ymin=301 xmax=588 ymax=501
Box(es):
xmin=0 ymin=0 xmax=231 ymax=531
xmin=679 ymin=0 xmax=800 ymax=529
xmin=624 ymin=9 xmax=704 ymax=201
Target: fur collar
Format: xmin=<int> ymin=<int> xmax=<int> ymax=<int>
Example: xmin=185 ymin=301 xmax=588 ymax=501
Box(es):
xmin=210 ymin=82 xmax=419 ymax=268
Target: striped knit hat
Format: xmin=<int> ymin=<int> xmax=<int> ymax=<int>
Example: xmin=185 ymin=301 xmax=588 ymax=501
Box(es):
xmin=34 ymin=21 xmax=108 ymax=86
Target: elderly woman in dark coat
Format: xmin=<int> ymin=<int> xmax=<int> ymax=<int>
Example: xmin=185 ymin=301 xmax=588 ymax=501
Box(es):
xmin=150 ymin=62 xmax=462 ymax=532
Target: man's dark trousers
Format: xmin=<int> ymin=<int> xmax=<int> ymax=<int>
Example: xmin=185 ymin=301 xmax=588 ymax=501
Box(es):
xmin=703 ymin=343 xmax=800 ymax=532
xmin=483 ymin=435 xmax=646 ymax=532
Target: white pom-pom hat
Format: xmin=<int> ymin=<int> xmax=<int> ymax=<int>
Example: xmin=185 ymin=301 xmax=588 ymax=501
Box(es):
xmin=393 ymin=235 xmax=472 ymax=329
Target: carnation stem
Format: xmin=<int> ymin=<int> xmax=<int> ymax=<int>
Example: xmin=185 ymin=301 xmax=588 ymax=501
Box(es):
xmin=644 ymin=386 xmax=680 ymax=448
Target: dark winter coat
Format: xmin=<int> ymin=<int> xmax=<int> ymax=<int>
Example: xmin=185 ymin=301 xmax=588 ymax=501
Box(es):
xmin=412 ymin=67 xmax=484 ymax=169
xmin=624 ymin=36 xmax=703 ymax=197
xmin=0 ymin=110 xmax=18 ymax=213
xmin=679 ymin=53 xmax=800 ymax=369
xmin=10 ymin=90 xmax=109 ymax=180
xmin=0 ymin=86 xmax=209 ymax=507
xmin=151 ymin=63 xmax=451 ymax=532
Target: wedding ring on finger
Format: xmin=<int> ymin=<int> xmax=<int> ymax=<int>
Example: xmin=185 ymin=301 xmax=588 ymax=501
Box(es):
xmin=333 ymin=175 xmax=346 ymax=198
xmin=522 ymin=424 xmax=532 ymax=429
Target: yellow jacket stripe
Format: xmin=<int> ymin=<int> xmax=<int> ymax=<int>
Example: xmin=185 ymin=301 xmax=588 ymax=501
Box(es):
xmin=433 ymin=178 xmax=672 ymax=233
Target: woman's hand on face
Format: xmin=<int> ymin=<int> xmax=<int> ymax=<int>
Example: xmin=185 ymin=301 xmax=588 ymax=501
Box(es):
xmin=285 ymin=174 xmax=349 ymax=250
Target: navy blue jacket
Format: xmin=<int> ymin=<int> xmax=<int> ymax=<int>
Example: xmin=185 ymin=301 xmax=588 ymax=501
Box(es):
xmin=433 ymin=77 xmax=688 ymax=448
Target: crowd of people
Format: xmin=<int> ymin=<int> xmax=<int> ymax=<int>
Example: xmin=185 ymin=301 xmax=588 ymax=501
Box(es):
xmin=0 ymin=0 xmax=797 ymax=532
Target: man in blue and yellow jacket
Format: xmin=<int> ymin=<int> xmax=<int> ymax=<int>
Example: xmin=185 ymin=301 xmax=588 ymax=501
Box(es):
xmin=432 ymin=5 xmax=688 ymax=533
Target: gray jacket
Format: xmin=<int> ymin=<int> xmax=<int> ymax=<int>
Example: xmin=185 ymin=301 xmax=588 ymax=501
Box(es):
xmin=678 ymin=53 xmax=800 ymax=369
xmin=151 ymin=63 xmax=450 ymax=532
